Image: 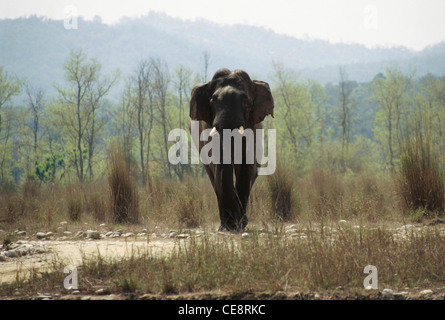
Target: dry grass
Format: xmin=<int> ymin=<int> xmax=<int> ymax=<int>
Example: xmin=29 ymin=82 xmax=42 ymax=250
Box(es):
xmin=1 ymin=157 xmax=445 ymax=298
xmin=266 ymin=162 xmax=295 ymax=221
xmin=3 ymin=223 xmax=444 ymax=297
xmin=108 ymin=144 xmax=140 ymax=224
xmin=0 ymin=165 xmax=410 ymax=234
xmin=398 ymin=133 xmax=444 ymax=218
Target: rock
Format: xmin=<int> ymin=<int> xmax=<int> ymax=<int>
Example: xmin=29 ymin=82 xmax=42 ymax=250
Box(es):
xmin=241 ymin=232 xmax=249 ymax=239
xmin=169 ymin=231 xmax=177 ymax=238
xmin=33 ymin=246 xmax=46 ymax=254
xmin=140 ymin=229 xmax=148 ymax=234
xmin=115 ymin=229 xmax=123 ymax=235
xmin=86 ymin=230 xmax=100 ymax=240
xmin=99 ymin=223 xmax=106 ymax=227
xmin=176 ymin=233 xmax=190 ymax=239
xmin=81 ymin=296 xmax=92 ymax=300
xmin=95 ymin=288 xmax=110 ymax=295
xmin=122 ymin=233 xmax=135 ymax=238
xmin=4 ymin=250 xmax=18 ymax=258
xmin=9 ymin=243 xmax=20 ymax=250
xmin=36 ymin=293 xmax=52 ymax=300
xmin=76 ymin=231 xmax=87 ymax=238
xmin=338 ymin=220 xmax=348 ymax=224
xmin=16 ymin=230 xmax=27 ymax=236
xmin=63 ymin=231 xmax=72 ymax=235
xmin=60 ymin=221 xmax=68 ymax=226
xmin=36 ymin=232 xmax=47 ymax=239
xmin=59 ymin=295 xmax=79 ymax=300
xmin=46 ymin=232 xmax=54 ymax=238
xmin=399 ymin=224 xmax=415 ymax=230
xmin=382 ymin=288 xmax=394 ymax=300
xmin=16 ymin=247 xmax=29 ymax=256
xmin=393 ymin=292 xmax=408 ymax=300
xmin=419 ymin=289 xmax=433 ymax=296
xmin=0 ymin=254 xmax=7 ymax=261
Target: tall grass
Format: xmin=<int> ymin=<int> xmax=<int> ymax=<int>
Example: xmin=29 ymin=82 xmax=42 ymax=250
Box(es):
xmin=67 ymin=187 xmax=82 ymax=222
xmin=108 ymin=144 xmax=140 ymax=224
xmin=266 ymin=162 xmax=294 ymax=221
xmin=175 ymin=175 xmax=205 ymax=228
xmin=398 ymin=132 xmax=444 ymax=217
xmin=306 ymin=169 xmax=345 ymax=218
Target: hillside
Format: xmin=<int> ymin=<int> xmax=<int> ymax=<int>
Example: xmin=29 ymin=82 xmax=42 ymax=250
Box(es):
xmin=1 ymin=12 xmax=445 ymax=94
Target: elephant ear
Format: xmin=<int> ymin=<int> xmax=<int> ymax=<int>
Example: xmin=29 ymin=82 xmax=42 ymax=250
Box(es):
xmin=190 ymin=82 xmax=213 ymax=126
xmin=250 ymin=80 xmax=274 ymax=125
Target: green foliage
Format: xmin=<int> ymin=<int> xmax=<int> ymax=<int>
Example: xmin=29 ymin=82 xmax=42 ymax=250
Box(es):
xmin=0 ymin=45 xmax=445 ymax=226
xmin=371 ymin=66 xmax=414 ymax=171
xmin=271 ymin=62 xmax=328 ymax=174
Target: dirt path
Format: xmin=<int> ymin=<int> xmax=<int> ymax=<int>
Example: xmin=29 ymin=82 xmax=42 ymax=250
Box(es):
xmin=0 ymin=238 xmax=179 ymax=284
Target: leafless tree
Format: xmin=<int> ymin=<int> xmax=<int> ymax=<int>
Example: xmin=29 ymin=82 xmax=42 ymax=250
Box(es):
xmin=151 ymin=57 xmax=172 ymax=178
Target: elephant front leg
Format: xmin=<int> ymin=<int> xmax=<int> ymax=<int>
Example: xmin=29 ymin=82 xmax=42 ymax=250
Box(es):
xmin=214 ymin=164 xmax=245 ymax=231
xmin=234 ymin=164 xmax=256 ymax=229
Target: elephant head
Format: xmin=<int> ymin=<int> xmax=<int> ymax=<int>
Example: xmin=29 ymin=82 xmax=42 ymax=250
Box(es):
xmin=190 ymin=68 xmax=274 ymax=136
xmin=189 ymin=69 xmax=274 ymax=231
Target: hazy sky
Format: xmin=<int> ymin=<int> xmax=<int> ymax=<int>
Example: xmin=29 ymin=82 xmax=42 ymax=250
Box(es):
xmin=1 ymin=0 xmax=445 ymax=51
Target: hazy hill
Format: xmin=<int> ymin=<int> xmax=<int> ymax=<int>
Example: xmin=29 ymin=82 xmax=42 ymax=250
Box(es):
xmin=1 ymin=12 xmax=444 ymax=96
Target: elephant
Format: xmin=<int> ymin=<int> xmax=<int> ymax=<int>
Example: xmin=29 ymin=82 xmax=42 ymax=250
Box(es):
xmin=189 ymin=68 xmax=274 ymax=231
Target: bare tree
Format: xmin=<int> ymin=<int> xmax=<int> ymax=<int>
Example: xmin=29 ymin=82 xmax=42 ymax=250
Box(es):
xmin=202 ymin=51 xmax=211 ymax=82
xmin=84 ymin=67 xmax=120 ymax=179
xmin=0 ymin=67 xmax=22 ymax=149
xmin=126 ymin=59 xmax=155 ymax=185
xmin=55 ymin=49 xmax=118 ymax=181
xmin=151 ymin=57 xmax=172 ymax=178
xmin=25 ymin=84 xmax=45 ymax=156
xmin=372 ymin=67 xmax=412 ymax=171
xmin=336 ymin=66 xmax=356 ymax=169
xmin=174 ymin=65 xmax=193 ymax=179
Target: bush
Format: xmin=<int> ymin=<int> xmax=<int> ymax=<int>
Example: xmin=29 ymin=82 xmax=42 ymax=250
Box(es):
xmin=398 ymin=133 xmax=444 ymax=217
xmin=67 ymin=188 xmax=82 ymax=222
xmin=266 ymin=162 xmax=294 ymax=221
xmin=108 ymin=144 xmax=139 ymax=224
xmin=176 ymin=175 xmax=204 ymax=228
xmin=307 ymin=169 xmax=344 ymax=217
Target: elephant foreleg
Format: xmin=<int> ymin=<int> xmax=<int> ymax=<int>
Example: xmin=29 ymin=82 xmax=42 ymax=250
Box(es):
xmin=235 ymin=164 xmax=256 ymax=226
xmin=214 ymin=164 xmax=245 ymax=231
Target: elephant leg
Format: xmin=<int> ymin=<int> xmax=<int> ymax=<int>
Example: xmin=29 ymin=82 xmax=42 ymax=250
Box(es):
xmin=213 ymin=164 xmax=244 ymax=231
xmin=234 ymin=164 xmax=257 ymax=229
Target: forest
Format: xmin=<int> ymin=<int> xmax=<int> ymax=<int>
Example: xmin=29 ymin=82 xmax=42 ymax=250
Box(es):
xmin=1 ymin=48 xmax=444 ymax=184
xmin=1 ymin=22 xmax=445 ymax=300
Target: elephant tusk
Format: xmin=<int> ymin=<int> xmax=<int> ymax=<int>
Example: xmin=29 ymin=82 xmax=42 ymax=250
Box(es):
xmin=209 ymin=127 xmax=218 ymax=137
xmin=238 ymin=126 xmax=244 ymax=134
